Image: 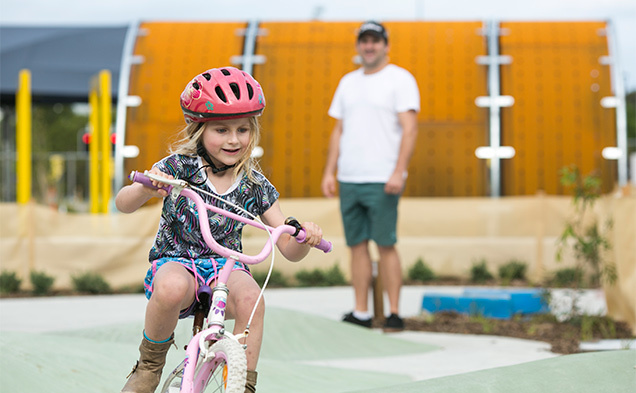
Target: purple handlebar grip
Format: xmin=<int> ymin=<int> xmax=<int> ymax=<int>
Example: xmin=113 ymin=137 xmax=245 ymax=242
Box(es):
xmin=295 ymin=231 xmax=333 ymax=253
xmin=129 ymin=171 xmax=173 ymax=193
xmin=317 ymin=239 xmax=333 ymax=253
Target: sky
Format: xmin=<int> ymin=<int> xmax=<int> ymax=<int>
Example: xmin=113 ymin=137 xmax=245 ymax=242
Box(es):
xmin=1 ymin=0 xmax=635 ymax=91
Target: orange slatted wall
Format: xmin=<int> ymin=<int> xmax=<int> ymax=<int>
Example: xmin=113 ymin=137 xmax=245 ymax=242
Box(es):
xmin=499 ymin=22 xmax=617 ymax=195
xmin=255 ymin=21 xmax=488 ymax=197
xmin=390 ymin=22 xmax=488 ymax=197
xmin=253 ymin=22 xmax=359 ymax=198
xmin=123 ymin=21 xmax=616 ymax=198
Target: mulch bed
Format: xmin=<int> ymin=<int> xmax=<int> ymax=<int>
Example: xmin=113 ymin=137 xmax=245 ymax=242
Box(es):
xmin=386 ymin=311 xmax=634 ymax=354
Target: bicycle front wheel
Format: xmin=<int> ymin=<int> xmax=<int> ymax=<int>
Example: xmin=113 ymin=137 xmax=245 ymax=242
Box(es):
xmin=161 ymin=359 xmax=186 ymax=393
xmin=161 ymin=338 xmax=247 ymax=393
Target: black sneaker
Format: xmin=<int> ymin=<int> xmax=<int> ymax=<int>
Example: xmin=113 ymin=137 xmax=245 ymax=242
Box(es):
xmin=342 ymin=312 xmax=372 ymax=328
xmin=383 ymin=313 xmax=404 ymax=332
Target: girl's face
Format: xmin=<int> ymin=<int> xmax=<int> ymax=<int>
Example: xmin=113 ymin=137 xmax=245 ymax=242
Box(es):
xmin=200 ymin=118 xmax=252 ymax=168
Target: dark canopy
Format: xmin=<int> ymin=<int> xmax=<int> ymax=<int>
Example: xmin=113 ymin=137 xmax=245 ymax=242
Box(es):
xmin=0 ymin=25 xmax=128 ymax=103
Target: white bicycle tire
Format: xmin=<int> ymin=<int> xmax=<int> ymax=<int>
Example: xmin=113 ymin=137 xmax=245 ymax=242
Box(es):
xmin=160 ymin=339 xmax=247 ymax=393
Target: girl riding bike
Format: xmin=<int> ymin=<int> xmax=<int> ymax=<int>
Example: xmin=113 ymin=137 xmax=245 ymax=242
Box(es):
xmin=116 ymin=67 xmax=324 ymax=393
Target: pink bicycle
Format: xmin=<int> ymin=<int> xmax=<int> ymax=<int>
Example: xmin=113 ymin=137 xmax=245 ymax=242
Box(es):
xmin=129 ymin=171 xmax=332 ymax=393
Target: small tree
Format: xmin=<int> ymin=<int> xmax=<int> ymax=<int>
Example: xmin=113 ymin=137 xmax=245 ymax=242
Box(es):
xmin=556 ymin=165 xmax=616 ymax=287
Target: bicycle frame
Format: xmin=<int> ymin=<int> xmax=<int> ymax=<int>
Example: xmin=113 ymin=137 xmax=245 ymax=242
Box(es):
xmin=130 ymin=170 xmax=331 ymax=392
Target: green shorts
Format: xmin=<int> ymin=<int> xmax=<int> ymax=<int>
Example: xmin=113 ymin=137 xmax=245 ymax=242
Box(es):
xmin=339 ymin=182 xmax=400 ymax=247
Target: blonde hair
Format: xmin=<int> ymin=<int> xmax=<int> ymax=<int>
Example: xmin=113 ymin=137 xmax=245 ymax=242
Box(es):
xmin=169 ymin=117 xmax=262 ymax=183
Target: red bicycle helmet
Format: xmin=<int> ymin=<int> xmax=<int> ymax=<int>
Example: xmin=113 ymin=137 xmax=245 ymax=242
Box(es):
xmin=180 ymin=67 xmax=266 ymax=123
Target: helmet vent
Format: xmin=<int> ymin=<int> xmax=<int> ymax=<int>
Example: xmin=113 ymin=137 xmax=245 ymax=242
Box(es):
xmin=220 ymin=69 xmax=231 ymax=76
xmin=192 ymin=82 xmax=200 ymax=90
xmin=202 ymin=73 xmax=211 ymax=81
xmin=214 ymin=86 xmax=228 ymax=103
xmin=246 ymin=83 xmax=254 ymax=99
xmin=229 ymin=83 xmax=241 ymax=99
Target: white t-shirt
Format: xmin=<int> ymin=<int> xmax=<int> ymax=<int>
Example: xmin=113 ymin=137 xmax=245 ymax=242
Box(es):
xmin=328 ymin=64 xmax=420 ymax=183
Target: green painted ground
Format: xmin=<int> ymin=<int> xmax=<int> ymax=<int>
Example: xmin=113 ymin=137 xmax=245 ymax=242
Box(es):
xmin=0 ymin=307 xmax=435 ymax=392
xmin=1 ymin=306 xmax=634 ymax=392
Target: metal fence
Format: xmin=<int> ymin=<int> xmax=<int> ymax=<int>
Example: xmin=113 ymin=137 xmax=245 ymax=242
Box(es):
xmin=1 ymin=150 xmax=92 ymax=212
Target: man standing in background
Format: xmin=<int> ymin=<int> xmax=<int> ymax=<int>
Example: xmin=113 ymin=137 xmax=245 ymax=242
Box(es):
xmin=321 ymin=21 xmax=420 ymax=331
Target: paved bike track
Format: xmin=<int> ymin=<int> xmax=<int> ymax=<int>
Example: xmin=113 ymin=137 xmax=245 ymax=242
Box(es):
xmin=1 ymin=289 xmax=633 ymax=392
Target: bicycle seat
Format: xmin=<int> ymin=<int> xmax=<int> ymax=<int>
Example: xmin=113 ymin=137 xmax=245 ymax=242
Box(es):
xmin=197 ymin=285 xmax=213 ymax=306
xmin=181 ymin=285 xmax=213 ymax=319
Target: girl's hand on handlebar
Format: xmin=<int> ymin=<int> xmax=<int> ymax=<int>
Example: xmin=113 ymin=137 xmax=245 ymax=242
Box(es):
xmin=142 ymin=168 xmax=174 ymax=198
xmin=299 ymin=221 xmax=323 ymax=248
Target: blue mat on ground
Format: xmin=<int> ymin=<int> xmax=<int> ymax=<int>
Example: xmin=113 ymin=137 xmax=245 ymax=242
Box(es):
xmin=422 ymin=288 xmax=549 ymax=319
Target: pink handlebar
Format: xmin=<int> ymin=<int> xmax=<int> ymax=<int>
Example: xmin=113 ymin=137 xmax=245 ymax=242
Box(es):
xmin=129 ymin=171 xmax=332 ymax=262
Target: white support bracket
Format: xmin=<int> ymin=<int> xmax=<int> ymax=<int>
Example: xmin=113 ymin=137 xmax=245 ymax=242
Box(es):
xmin=475 ymin=55 xmax=513 ymax=66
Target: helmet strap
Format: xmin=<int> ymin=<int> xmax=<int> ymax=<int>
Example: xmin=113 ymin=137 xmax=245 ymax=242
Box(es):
xmin=196 ymin=143 xmax=236 ymax=174
xmin=210 ymin=162 xmax=236 ymax=174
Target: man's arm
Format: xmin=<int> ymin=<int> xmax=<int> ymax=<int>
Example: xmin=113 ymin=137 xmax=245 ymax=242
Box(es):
xmin=321 ymin=119 xmax=343 ymax=198
xmin=385 ymin=109 xmax=418 ymax=195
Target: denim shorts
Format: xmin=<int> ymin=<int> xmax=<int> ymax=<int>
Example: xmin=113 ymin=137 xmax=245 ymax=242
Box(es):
xmin=338 ymin=182 xmax=400 ymax=247
xmin=144 ymin=256 xmax=250 ymax=318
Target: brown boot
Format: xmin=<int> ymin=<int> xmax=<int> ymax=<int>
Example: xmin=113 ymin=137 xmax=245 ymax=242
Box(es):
xmin=245 ymin=370 xmax=258 ymax=393
xmin=121 ymin=334 xmax=174 ymax=393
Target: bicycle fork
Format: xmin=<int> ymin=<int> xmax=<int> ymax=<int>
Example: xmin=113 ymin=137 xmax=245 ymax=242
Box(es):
xmin=179 ymin=261 xmax=240 ymax=391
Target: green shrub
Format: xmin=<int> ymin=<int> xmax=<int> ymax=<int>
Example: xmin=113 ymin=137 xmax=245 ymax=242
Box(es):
xmin=0 ymin=270 xmax=21 ymax=294
xmin=30 ymin=270 xmax=55 ymax=296
xmin=551 ymin=267 xmax=585 ymax=288
xmin=498 ymin=260 xmax=527 ymax=284
xmin=295 ymin=264 xmax=347 ymax=287
xmin=468 ymin=314 xmax=495 ymax=333
xmin=407 ymin=258 xmax=436 ymax=282
xmin=71 ymin=272 xmax=111 ymax=294
xmin=252 ymin=269 xmax=289 ymax=288
xmin=323 ymin=264 xmax=347 ymax=286
xmin=576 ymin=315 xmax=617 ymax=341
xmin=295 ymin=269 xmax=326 ymax=287
xmin=117 ymin=283 xmax=146 ymax=294
xmin=470 ymin=260 xmax=494 ymax=283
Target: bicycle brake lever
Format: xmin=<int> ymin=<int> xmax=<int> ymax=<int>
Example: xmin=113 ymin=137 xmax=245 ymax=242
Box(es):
xmin=142 ymin=170 xmax=188 ymax=200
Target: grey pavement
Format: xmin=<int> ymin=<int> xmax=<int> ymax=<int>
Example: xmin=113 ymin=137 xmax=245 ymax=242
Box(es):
xmin=1 ymin=286 xmax=634 ymax=392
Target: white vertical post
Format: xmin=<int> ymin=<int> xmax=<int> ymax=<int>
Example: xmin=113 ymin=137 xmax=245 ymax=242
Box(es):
xmin=602 ymin=21 xmax=629 ymax=187
xmin=114 ymin=21 xmax=143 ymax=193
xmin=475 ymin=21 xmax=514 ymax=197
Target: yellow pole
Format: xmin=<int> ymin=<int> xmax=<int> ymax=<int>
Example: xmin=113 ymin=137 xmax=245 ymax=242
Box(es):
xmin=89 ymin=83 xmax=100 ymax=214
xmin=16 ymin=69 xmax=32 ymax=205
xmin=99 ymin=70 xmax=112 ymax=213
xmin=16 ymin=69 xmax=35 ymax=280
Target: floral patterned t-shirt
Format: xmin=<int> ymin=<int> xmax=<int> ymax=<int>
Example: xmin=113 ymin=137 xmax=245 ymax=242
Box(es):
xmin=148 ymin=154 xmax=279 ymax=261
